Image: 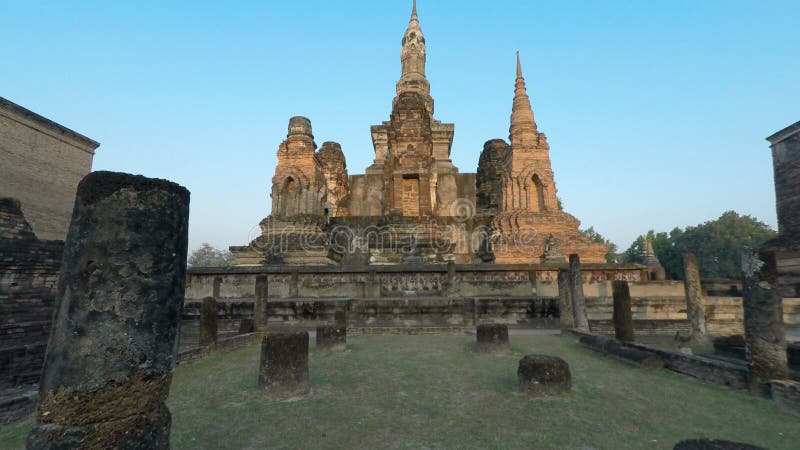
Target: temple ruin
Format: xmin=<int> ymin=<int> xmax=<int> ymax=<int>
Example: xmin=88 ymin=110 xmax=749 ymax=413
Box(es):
xmin=230 ymin=2 xmax=607 ymax=266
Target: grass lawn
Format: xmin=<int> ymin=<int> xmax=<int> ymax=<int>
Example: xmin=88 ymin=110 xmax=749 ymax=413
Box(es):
xmin=2 ymin=334 xmax=797 ymax=449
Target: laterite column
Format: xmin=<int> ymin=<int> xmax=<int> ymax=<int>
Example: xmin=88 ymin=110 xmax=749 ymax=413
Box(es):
xmin=27 ymin=171 xmax=189 ymax=449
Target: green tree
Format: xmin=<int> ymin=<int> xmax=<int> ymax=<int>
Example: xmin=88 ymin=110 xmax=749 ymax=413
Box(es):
xmin=624 ymin=229 xmax=683 ymax=279
xmin=623 ymin=211 xmax=776 ymax=280
xmin=673 ymin=211 xmax=775 ymax=279
xmin=579 ymin=226 xmax=619 ymax=263
xmin=188 ymin=243 xmax=233 ymax=268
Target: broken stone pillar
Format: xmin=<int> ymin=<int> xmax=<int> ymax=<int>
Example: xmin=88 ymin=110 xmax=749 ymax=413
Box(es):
xmin=741 ymin=249 xmax=788 ymax=395
xmin=557 ymin=270 xmax=575 ymax=330
xmin=199 ymin=297 xmax=218 ymax=348
xmin=212 ymin=276 xmax=222 ymax=299
xmin=316 ymin=325 xmax=346 ymax=352
xmin=254 ymin=275 xmax=269 ymax=333
xmin=27 ymin=171 xmax=189 ymax=449
xmin=476 ymin=324 xmax=509 ymax=352
xmin=258 ymin=332 xmax=310 ymax=395
xmin=518 ymin=354 xmax=571 ymax=395
xmin=238 ymin=318 xmax=255 ymax=334
xmin=568 ymin=254 xmax=590 ymax=331
xmin=612 ymin=280 xmax=635 ymax=342
xmin=682 ymin=253 xmax=709 ymax=342
xmin=334 ymin=309 xmax=347 ymax=328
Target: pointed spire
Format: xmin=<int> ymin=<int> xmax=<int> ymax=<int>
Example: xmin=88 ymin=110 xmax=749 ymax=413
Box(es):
xmin=509 ymin=52 xmax=538 ymax=144
xmin=396 ymin=0 xmax=432 ymax=109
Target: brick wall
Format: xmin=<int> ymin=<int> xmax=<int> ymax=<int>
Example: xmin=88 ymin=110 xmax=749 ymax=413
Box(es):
xmin=0 ymin=97 xmax=98 ymax=241
xmin=0 ymin=198 xmax=62 ymax=389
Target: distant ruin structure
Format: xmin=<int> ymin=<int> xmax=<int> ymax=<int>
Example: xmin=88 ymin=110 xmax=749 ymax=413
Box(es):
xmin=231 ymin=2 xmax=607 ymax=266
xmin=0 ymin=96 xmax=99 ymax=241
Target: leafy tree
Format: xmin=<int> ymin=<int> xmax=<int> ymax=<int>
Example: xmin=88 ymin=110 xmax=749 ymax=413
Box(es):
xmin=579 ymin=226 xmax=619 ymax=263
xmin=624 ymin=229 xmax=683 ymax=279
xmin=674 ymin=211 xmax=775 ymax=279
xmin=188 ymin=243 xmax=233 ymax=268
xmin=623 ymin=211 xmax=776 ymax=280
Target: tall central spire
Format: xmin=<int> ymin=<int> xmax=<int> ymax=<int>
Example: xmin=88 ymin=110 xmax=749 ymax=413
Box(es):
xmin=509 ymin=52 xmax=538 ymax=145
xmin=396 ymin=0 xmax=432 ymax=112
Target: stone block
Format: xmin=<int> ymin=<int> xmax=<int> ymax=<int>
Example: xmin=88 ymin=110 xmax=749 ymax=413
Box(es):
xmin=606 ymin=341 xmax=664 ymax=370
xmin=673 ymin=439 xmax=766 ymax=449
xmin=316 ymin=326 xmax=346 ymax=352
xmin=258 ymin=332 xmax=310 ymax=395
xmin=517 ymin=354 xmax=571 ymax=396
xmin=238 ymin=318 xmax=255 ymax=335
xmin=713 ymin=335 xmax=746 ymax=360
xmin=476 ymin=324 xmax=509 ymax=352
xmin=578 ymin=335 xmax=615 ymax=354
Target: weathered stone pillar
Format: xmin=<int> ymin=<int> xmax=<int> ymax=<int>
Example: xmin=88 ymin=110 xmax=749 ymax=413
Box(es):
xmin=258 ymin=332 xmax=310 ymax=396
xmin=557 ymin=270 xmax=574 ymax=330
xmin=212 ymin=276 xmax=222 ymax=299
xmin=289 ymin=271 xmax=299 ymax=297
xmin=741 ymin=249 xmax=788 ymax=395
xmin=254 ymin=274 xmax=269 ymax=333
xmin=682 ymin=253 xmax=708 ymax=341
xmin=238 ymin=318 xmax=255 ymax=334
xmin=199 ymin=297 xmax=218 ymax=348
xmin=476 ymin=324 xmax=509 ymax=352
xmin=612 ymin=280 xmax=635 ymax=342
xmin=334 ymin=309 xmax=347 ymax=328
xmin=27 ymin=171 xmax=189 ymax=449
xmin=568 ymin=254 xmax=590 ymax=331
xmin=316 ymin=325 xmax=346 ymax=352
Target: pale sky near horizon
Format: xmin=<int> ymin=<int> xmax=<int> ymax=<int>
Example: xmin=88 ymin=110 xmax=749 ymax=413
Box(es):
xmin=2 ymin=0 xmax=797 ymax=253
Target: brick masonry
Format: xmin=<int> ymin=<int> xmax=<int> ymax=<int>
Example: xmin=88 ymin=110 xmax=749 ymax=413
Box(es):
xmin=0 ymin=198 xmax=63 ymax=423
xmin=0 ymin=97 xmax=98 ymax=241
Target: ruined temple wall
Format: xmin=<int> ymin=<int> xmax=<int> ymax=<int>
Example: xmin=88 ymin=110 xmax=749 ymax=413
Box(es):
xmin=0 ymin=98 xmax=98 ymax=241
xmin=344 ymin=174 xmax=383 ymax=217
xmin=183 ymin=268 xmax=800 ymax=336
xmin=0 ymin=199 xmax=63 ymax=389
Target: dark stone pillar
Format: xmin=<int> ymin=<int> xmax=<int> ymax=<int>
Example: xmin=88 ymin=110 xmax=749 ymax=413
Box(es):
xmin=568 ymin=254 xmax=590 ymax=331
xmin=27 ymin=171 xmax=189 ymax=450
xmin=258 ymin=332 xmax=310 ymax=396
xmin=238 ymin=318 xmax=255 ymax=334
xmin=741 ymin=249 xmax=788 ymax=395
xmin=557 ymin=270 xmax=574 ymax=330
xmin=612 ymin=280 xmax=635 ymax=342
xmin=476 ymin=324 xmax=509 ymax=352
xmin=334 ymin=309 xmax=347 ymax=328
xmin=316 ymin=325 xmax=346 ymax=352
xmin=212 ymin=276 xmax=222 ymax=299
xmin=199 ymin=297 xmax=218 ymax=348
xmin=682 ymin=253 xmax=708 ymax=341
xmin=254 ymin=274 xmax=269 ymax=333
xmin=289 ymin=271 xmax=299 ymax=297
xmin=518 ymin=354 xmax=571 ymax=396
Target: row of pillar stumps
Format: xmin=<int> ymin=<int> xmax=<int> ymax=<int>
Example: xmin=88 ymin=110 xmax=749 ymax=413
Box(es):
xmin=564 ymin=250 xmax=790 ymax=397
xmin=25 ymin=169 xmax=791 ymax=447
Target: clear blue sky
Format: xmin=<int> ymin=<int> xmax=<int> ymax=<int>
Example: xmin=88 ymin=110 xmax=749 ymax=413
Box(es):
xmin=2 ymin=0 xmax=797 ymax=253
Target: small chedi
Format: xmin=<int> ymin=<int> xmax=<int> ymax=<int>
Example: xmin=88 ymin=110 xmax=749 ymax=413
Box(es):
xmin=231 ymin=1 xmax=608 ymax=266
